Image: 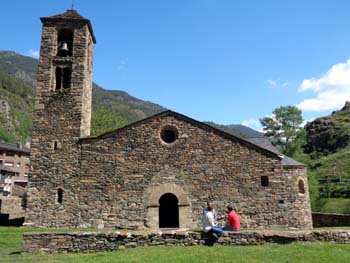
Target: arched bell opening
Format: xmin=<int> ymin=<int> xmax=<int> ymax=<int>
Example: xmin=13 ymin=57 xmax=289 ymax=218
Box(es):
xmin=159 ymin=193 xmax=179 ymax=228
xmin=57 ymin=29 xmax=73 ymax=57
xmin=55 ymin=67 xmax=71 ymax=92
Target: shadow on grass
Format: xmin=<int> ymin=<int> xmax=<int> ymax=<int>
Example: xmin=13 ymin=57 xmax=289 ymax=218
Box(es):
xmin=9 ymin=251 xmax=21 ymax=255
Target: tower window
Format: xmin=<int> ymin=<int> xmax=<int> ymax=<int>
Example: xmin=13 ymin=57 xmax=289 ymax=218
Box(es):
xmin=57 ymin=29 xmax=73 ymax=57
xmin=298 ymin=179 xmax=306 ymax=194
xmin=53 ymin=141 xmax=58 ymax=150
xmin=55 ymin=67 xmax=71 ymax=92
xmin=261 ymin=176 xmax=269 ymax=187
xmin=57 ymin=188 xmax=63 ymax=204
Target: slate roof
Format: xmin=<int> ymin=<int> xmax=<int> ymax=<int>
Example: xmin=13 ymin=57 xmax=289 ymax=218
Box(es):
xmin=246 ymin=138 xmax=305 ymax=167
xmin=45 ymin=9 xmax=86 ymax=20
xmin=40 ymin=9 xmax=96 ymax=43
xmin=0 ymin=142 xmax=30 ymax=155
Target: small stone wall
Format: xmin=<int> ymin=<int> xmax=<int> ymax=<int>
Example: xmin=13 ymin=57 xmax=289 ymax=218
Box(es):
xmin=312 ymin=212 xmax=350 ymax=227
xmin=0 ymin=196 xmax=25 ymax=219
xmin=22 ymin=230 xmax=350 ymax=254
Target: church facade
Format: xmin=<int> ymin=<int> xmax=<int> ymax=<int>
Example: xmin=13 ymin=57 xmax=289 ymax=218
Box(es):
xmin=26 ymin=10 xmax=313 ymax=229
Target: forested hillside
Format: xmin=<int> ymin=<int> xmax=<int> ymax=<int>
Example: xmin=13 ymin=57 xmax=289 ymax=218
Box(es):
xmin=0 ymin=51 xmax=166 ymax=142
xmin=305 ymin=103 xmax=350 ymax=211
xmin=0 ymin=51 xmax=257 ymax=143
xmin=282 ymin=102 xmax=350 ymax=213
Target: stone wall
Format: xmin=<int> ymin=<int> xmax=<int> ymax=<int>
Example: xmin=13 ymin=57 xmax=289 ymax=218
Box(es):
xmin=22 ymin=230 xmax=350 ymax=254
xmin=0 ymin=196 xmax=25 ymax=219
xmin=77 ymin=114 xmax=312 ymax=229
xmin=26 ymin=16 xmax=94 ymax=228
xmin=312 ymin=212 xmax=350 ymax=227
xmin=284 ymin=167 xmax=312 ymax=228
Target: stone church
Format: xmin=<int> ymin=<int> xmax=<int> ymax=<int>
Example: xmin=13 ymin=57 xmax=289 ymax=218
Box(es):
xmin=26 ymin=10 xmax=313 ymax=230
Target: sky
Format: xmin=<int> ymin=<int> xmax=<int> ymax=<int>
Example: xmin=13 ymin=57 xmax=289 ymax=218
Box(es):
xmin=1 ymin=0 xmax=350 ymax=130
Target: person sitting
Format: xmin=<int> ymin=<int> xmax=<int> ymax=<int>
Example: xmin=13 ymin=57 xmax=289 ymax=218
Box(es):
xmin=202 ymin=202 xmax=218 ymax=225
xmin=202 ymin=205 xmax=223 ymax=239
xmin=222 ymin=204 xmax=240 ymax=231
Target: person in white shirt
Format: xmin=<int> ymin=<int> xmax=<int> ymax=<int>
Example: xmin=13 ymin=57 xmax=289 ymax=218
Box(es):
xmin=202 ymin=205 xmax=223 ymax=239
xmin=202 ymin=202 xmax=218 ymax=224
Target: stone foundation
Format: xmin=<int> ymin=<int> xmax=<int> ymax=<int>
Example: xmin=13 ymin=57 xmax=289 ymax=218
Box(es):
xmin=22 ymin=230 xmax=350 ymax=254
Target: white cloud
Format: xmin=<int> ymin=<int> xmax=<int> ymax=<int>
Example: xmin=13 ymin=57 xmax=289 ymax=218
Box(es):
xmin=297 ymin=59 xmax=350 ymax=111
xmin=242 ymin=118 xmax=259 ymax=127
xmin=301 ymin=118 xmax=315 ymax=128
xmin=241 ymin=119 xmax=262 ymax=132
xmin=117 ymin=58 xmax=129 ymax=71
xmin=28 ymin=49 xmax=39 ymax=58
xmin=267 ymin=79 xmax=277 ymax=87
xmin=267 ymin=79 xmax=289 ymax=88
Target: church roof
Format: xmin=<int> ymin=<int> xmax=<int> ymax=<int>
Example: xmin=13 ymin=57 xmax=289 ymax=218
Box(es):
xmin=245 ymin=138 xmax=305 ymax=167
xmin=81 ymin=110 xmax=305 ymax=167
xmin=44 ymin=9 xmax=86 ymax=20
xmin=40 ymin=10 xmax=96 ymax=43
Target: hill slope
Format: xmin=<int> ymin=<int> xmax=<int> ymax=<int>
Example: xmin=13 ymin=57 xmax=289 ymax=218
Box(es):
xmin=205 ymin=122 xmax=264 ymax=138
xmin=303 ymin=102 xmax=350 ymax=200
xmin=0 ymin=51 xmax=262 ymax=142
xmin=0 ymin=51 xmax=167 ymax=141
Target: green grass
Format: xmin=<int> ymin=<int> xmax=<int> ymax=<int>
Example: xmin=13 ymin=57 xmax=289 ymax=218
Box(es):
xmin=0 ymin=227 xmax=350 ymax=263
xmin=317 ymin=198 xmax=350 ymax=214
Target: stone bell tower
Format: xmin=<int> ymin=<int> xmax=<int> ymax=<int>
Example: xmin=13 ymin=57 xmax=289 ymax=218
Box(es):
xmin=26 ymin=10 xmax=96 ymax=227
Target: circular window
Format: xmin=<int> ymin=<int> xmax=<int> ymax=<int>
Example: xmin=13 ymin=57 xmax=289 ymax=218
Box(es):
xmin=160 ymin=126 xmax=178 ymax=144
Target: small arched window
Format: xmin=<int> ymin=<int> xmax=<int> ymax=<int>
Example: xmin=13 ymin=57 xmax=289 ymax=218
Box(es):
xmin=57 ymin=29 xmax=73 ymax=57
xmin=55 ymin=67 xmax=71 ymax=92
xmin=298 ymin=179 xmax=306 ymax=194
xmin=57 ymin=188 xmax=63 ymax=204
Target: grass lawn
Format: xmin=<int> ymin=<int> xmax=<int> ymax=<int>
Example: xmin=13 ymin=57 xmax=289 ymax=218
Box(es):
xmin=1 ymin=227 xmax=350 ymax=263
xmin=318 ymin=198 xmax=350 ymax=214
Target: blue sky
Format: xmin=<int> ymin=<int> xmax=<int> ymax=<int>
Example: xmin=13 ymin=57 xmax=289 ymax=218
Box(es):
xmin=2 ymin=0 xmax=350 ymax=129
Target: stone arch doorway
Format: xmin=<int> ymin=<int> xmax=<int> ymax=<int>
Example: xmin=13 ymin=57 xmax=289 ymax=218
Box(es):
xmin=146 ymin=183 xmax=193 ymax=229
xmin=159 ymin=193 xmax=179 ymax=228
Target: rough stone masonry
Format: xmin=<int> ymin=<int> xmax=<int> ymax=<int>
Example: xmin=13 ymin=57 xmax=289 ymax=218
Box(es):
xmin=22 ymin=230 xmax=350 ymax=254
xmin=25 ymin=9 xmax=313 ymax=230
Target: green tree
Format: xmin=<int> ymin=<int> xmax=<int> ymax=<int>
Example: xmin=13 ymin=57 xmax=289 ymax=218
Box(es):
xmin=285 ymin=129 xmax=312 ymax=165
xmin=307 ymin=171 xmax=320 ymax=210
xmin=260 ymin=105 xmax=303 ymax=153
xmin=91 ymin=108 xmax=128 ymax=136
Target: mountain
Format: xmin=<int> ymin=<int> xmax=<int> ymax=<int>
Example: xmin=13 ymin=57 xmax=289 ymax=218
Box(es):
xmin=303 ymin=102 xmax=350 ymax=200
xmin=92 ymin=83 xmax=166 ymax=124
xmin=0 ymin=71 xmax=34 ymax=144
xmin=205 ymin=122 xmax=264 ymax=138
xmin=0 ymin=51 xmax=263 ymax=143
xmin=0 ymin=51 xmax=167 ymax=124
xmin=305 ymin=102 xmax=350 ymax=154
xmin=0 ymin=51 xmax=38 ymax=87
xmin=0 ymin=51 xmax=167 ymax=142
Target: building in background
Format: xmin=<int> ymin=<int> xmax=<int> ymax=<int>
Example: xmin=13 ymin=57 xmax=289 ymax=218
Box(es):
xmin=0 ymin=142 xmax=30 ymax=196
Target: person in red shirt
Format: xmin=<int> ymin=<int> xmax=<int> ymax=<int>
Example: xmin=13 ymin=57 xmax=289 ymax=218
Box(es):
xmin=222 ymin=204 xmax=240 ymax=231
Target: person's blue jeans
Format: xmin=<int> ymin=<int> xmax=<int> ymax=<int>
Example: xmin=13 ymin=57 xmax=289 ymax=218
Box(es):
xmin=222 ymin=225 xmax=236 ymax=231
xmin=210 ymin=226 xmax=223 ymax=238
